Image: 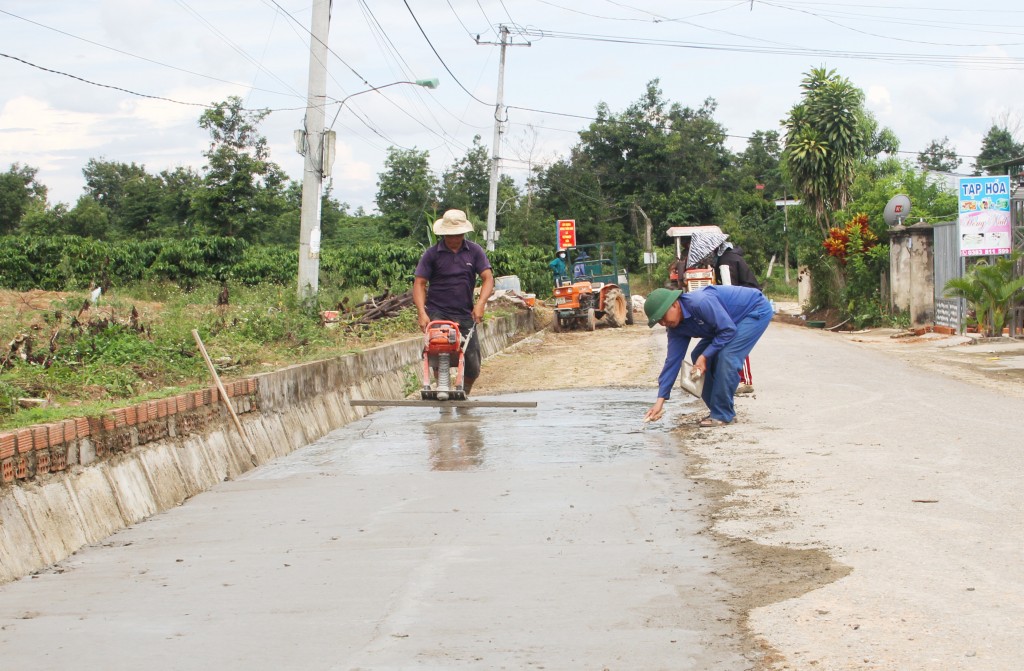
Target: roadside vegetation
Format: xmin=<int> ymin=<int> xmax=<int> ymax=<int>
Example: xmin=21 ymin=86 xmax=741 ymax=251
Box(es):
xmin=3 ymin=67 xmax=1021 ymax=426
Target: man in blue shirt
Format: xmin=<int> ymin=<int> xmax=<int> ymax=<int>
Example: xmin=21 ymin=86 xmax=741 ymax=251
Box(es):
xmin=642 ymin=286 xmax=772 ymax=427
xmin=414 ymin=210 xmax=495 ymax=395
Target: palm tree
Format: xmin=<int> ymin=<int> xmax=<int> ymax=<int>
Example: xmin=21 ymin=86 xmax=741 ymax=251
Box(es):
xmin=944 ymin=255 xmax=1024 ymax=336
xmin=782 ymin=68 xmax=867 ymax=237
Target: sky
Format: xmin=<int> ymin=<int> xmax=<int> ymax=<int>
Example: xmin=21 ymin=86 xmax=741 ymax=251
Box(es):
xmin=3 ymin=0 xmax=1024 ymax=215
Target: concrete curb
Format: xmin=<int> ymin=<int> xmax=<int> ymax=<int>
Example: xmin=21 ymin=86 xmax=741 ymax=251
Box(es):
xmin=0 ymin=312 xmax=534 ymax=584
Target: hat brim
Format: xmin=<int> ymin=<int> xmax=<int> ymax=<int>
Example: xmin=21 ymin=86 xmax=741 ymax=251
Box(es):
xmin=433 ymin=220 xmax=474 ymax=235
xmin=646 ymin=289 xmax=683 ymax=327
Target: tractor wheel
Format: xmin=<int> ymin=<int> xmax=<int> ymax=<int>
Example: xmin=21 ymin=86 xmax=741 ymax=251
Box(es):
xmin=626 ymin=297 xmax=635 ymax=325
xmin=602 ymin=287 xmax=628 ymax=327
xmin=552 ymin=315 xmax=562 ymax=332
xmin=585 ymin=307 xmax=596 ymax=331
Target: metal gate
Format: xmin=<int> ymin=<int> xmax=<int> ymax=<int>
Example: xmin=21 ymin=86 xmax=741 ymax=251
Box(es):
xmin=932 ymin=221 xmax=963 ymax=331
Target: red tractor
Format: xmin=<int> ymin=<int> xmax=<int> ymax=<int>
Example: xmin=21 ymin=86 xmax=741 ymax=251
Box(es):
xmin=551 ymin=243 xmax=633 ymax=332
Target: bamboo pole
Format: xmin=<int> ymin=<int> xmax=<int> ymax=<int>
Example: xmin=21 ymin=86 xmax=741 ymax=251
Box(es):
xmin=192 ymin=329 xmax=258 ymax=467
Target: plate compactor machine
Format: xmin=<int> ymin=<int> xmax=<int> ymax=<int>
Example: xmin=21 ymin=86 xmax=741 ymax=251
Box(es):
xmin=350 ymin=320 xmax=536 ymax=409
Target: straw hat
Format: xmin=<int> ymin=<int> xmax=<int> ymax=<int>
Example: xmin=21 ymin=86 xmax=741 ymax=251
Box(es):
xmin=433 ymin=209 xmax=475 ymax=235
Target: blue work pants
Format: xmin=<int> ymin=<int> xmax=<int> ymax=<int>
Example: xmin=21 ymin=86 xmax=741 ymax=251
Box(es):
xmin=691 ymin=302 xmax=774 ymax=423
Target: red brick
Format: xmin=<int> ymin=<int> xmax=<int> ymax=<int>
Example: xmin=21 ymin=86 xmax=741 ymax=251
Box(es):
xmin=47 ymin=422 xmax=63 ymax=447
xmin=0 ymin=432 xmax=15 ymax=460
xmin=101 ymin=414 xmax=116 ymax=432
xmin=246 ymin=378 xmax=257 ymax=394
xmin=63 ymin=419 xmax=77 ymax=443
xmin=32 ymin=425 xmax=50 ymax=450
xmin=50 ymin=446 xmax=67 ymax=471
xmin=76 ymin=417 xmax=91 ymax=438
xmin=15 ymin=428 xmax=32 ymax=454
xmin=15 ymin=455 xmax=29 ymax=479
xmin=136 ymin=403 xmax=150 ymax=423
xmin=36 ymin=449 xmax=50 ymax=475
xmin=1 ymin=458 xmax=14 ymax=483
xmin=125 ymin=405 xmax=138 ymax=426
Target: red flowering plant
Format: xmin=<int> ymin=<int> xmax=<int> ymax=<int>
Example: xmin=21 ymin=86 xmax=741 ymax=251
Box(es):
xmin=823 ymin=213 xmax=877 ymax=264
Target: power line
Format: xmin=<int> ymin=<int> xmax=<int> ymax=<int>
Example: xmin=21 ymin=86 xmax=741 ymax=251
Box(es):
xmin=0 ymin=52 xmax=212 ymax=108
xmin=401 ymin=0 xmax=491 ymax=106
xmin=0 ymin=7 xmax=303 ymax=101
xmin=515 ymin=27 xmax=1024 ymax=70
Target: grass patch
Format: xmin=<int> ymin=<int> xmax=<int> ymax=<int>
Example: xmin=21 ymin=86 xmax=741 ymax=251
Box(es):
xmin=0 ymin=282 xmax=444 ymax=429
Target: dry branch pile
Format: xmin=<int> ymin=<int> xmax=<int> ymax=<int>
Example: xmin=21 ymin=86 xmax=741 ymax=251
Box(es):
xmin=330 ymin=290 xmax=414 ymax=327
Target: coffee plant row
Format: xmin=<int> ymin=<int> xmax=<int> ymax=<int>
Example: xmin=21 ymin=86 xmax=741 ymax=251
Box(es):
xmin=0 ymin=235 xmax=553 ymax=296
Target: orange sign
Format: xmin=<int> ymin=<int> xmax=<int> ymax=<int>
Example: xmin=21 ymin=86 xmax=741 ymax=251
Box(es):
xmin=556 ymin=219 xmax=576 ymax=249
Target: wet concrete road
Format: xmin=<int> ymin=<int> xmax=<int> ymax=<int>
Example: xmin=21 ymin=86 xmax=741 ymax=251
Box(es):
xmin=0 ymin=389 xmax=749 ymax=670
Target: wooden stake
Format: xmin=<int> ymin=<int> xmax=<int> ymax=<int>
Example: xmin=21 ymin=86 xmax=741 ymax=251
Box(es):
xmin=192 ymin=330 xmax=258 ymax=466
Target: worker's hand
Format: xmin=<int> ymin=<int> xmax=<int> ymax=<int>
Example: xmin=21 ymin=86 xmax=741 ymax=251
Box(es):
xmin=692 ymin=355 xmax=708 ymax=377
xmin=644 ymin=399 xmax=665 ymax=422
xmin=417 ymin=310 xmax=431 ymax=332
xmin=471 ymin=304 xmax=485 ymax=323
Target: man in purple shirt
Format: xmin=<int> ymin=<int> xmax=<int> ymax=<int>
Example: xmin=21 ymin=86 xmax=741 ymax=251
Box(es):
xmin=642 ymin=285 xmax=772 ymax=427
xmin=413 ymin=210 xmax=495 ymax=395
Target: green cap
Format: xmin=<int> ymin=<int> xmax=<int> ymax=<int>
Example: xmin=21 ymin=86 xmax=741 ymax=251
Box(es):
xmin=644 ymin=288 xmax=683 ymax=327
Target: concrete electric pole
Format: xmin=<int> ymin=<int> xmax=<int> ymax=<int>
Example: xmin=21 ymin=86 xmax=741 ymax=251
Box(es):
xmin=479 ymin=26 xmax=527 ymax=252
xmin=296 ymin=0 xmax=331 ymax=301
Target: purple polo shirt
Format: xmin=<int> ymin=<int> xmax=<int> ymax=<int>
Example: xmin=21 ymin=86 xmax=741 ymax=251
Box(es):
xmin=415 ymin=238 xmax=491 ymax=319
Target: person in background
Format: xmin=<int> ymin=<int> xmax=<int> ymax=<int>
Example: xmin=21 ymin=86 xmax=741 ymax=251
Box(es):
xmin=573 ymin=250 xmax=590 ymax=278
xmin=641 ymin=285 xmax=772 ymax=427
xmin=688 ymin=231 xmax=762 ymax=393
xmin=714 ymin=243 xmax=760 ymax=290
xmin=548 ymin=250 xmax=568 ymax=285
xmin=413 ymin=209 xmax=494 ymax=396
xmin=712 ymin=242 xmax=760 ymax=393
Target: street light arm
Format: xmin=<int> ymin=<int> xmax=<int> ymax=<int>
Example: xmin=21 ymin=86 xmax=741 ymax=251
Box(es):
xmin=327 ymin=79 xmax=439 ymax=131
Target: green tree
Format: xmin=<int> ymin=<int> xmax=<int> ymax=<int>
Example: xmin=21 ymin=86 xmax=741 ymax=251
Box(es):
xmin=973 ymin=125 xmax=1023 ymax=175
xmin=917 ymin=137 xmax=962 ymax=172
xmin=154 ymin=166 xmax=201 ymax=236
xmin=64 ymin=196 xmax=112 ymax=239
xmin=0 ymin=163 xmax=48 ymax=233
xmin=192 ymin=96 xmax=289 ymax=240
xmin=439 ymin=135 xmax=490 ymax=218
xmin=375 ymin=147 xmax=438 ymax=241
xmin=81 ymin=159 xmax=167 ymax=238
xmin=782 ymin=67 xmax=870 ymax=237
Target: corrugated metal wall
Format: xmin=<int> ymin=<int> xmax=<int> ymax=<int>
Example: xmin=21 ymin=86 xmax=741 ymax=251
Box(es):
xmin=1011 ymin=188 xmax=1024 ymax=335
xmin=932 ymin=221 xmax=962 ymax=331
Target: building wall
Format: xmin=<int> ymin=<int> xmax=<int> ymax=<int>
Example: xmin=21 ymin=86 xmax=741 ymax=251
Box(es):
xmin=889 ymin=224 xmax=936 ymax=327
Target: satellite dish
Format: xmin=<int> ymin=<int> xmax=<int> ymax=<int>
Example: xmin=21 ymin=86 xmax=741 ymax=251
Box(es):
xmin=883 ymin=194 xmax=912 ymax=226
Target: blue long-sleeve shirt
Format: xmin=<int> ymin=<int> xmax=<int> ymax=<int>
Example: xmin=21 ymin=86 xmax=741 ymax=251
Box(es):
xmin=657 ymin=285 xmax=767 ymax=399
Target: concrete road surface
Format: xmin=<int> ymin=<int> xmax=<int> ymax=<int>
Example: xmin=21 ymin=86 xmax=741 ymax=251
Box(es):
xmin=1 ymin=319 xmax=1021 ymax=671
xmin=0 ymin=387 xmax=749 ymax=670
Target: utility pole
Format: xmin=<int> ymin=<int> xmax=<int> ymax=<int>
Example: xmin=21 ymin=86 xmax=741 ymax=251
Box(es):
xmin=479 ymin=25 xmax=528 ymax=251
xmin=296 ymin=0 xmax=331 ymax=301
